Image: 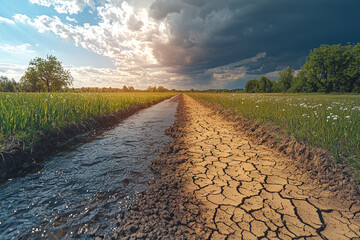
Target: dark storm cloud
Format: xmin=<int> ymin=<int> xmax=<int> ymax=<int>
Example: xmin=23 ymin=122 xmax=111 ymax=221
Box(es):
xmin=149 ymin=0 xmax=360 ymax=87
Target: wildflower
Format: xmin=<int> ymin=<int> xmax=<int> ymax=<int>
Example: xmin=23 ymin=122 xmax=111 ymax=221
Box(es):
xmin=345 ymin=116 xmax=350 ymax=119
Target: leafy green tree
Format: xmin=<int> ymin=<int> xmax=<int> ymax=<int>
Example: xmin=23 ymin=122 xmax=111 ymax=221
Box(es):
xmin=245 ymin=79 xmax=259 ymax=93
xmin=0 ymin=76 xmax=19 ymax=92
xmin=301 ymin=44 xmax=353 ymax=93
xmin=278 ymin=67 xmax=294 ymax=92
xmin=157 ymin=86 xmax=168 ymax=92
xmin=288 ymin=70 xmax=310 ymax=92
xmin=21 ymin=55 xmax=73 ymax=92
xmin=346 ymin=43 xmax=360 ymax=92
xmin=271 ymin=80 xmax=281 ymax=92
xmin=258 ymin=76 xmax=273 ymax=93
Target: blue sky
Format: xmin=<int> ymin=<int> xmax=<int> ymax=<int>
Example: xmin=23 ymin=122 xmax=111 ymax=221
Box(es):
xmin=0 ymin=0 xmax=113 ymax=67
xmin=0 ymin=0 xmax=359 ymax=89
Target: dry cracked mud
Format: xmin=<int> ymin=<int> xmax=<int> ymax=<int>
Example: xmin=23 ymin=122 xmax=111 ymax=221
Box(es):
xmin=112 ymin=94 xmax=360 ymax=240
xmin=180 ymin=95 xmax=360 ymax=239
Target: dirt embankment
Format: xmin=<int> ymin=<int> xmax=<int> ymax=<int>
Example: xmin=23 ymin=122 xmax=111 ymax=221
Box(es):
xmin=110 ymin=94 xmax=359 ymax=240
xmin=0 ymin=98 xmax=170 ymax=181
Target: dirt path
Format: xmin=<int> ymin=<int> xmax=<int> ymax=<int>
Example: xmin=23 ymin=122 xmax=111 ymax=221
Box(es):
xmin=180 ymin=95 xmax=360 ymax=239
xmin=112 ymin=94 xmax=359 ymax=240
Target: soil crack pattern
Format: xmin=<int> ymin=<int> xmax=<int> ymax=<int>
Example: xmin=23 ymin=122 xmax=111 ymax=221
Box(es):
xmin=110 ymin=95 xmax=359 ymax=240
xmin=180 ymin=95 xmax=359 ymax=240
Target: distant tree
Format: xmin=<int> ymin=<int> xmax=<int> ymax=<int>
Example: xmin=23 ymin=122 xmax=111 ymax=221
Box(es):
xmin=288 ymin=71 xmax=309 ymax=92
xmin=257 ymin=76 xmax=273 ymax=93
xmin=271 ymin=80 xmax=281 ymax=92
xmin=128 ymin=86 xmax=135 ymax=92
xmin=146 ymin=86 xmax=156 ymax=92
xmin=0 ymin=76 xmax=19 ymax=92
xmin=278 ymin=67 xmax=294 ymax=92
xmin=245 ymin=79 xmax=259 ymax=93
xmin=21 ymin=55 xmax=73 ymax=92
xmin=300 ymin=44 xmax=354 ymax=93
xmin=157 ymin=86 xmax=168 ymax=92
xmin=346 ymin=43 xmax=360 ymax=92
xmin=123 ymin=85 xmax=129 ymax=92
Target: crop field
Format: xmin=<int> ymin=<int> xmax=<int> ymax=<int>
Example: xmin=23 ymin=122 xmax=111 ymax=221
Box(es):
xmin=0 ymin=92 xmax=176 ymax=150
xmin=189 ymin=93 xmax=360 ymax=176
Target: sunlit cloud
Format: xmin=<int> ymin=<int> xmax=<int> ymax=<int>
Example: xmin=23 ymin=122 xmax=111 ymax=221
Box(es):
xmin=29 ymin=0 xmax=95 ymax=14
xmin=0 ymin=63 xmax=27 ymax=80
xmin=2 ymin=0 xmax=358 ymax=89
xmin=65 ymin=16 xmax=78 ymax=23
xmin=0 ymin=44 xmax=35 ymax=54
xmin=13 ymin=14 xmax=31 ymax=24
xmin=0 ymin=16 xmax=15 ymax=24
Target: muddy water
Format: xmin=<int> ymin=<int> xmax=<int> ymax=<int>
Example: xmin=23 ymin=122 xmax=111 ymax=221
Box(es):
xmin=0 ymin=97 xmax=179 ymax=239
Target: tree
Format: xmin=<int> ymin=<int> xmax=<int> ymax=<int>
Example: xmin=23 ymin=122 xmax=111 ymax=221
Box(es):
xmin=278 ymin=67 xmax=294 ymax=92
xmin=288 ymin=70 xmax=310 ymax=92
xmin=157 ymin=86 xmax=167 ymax=92
xmin=0 ymin=76 xmax=19 ymax=92
xmin=245 ymin=79 xmax=259 ymax=93
xmin=258 ymin=76 xmax=273 ymax=93
xmin=346 ymin=43 xmax=360 ymax=92
xmin=123 ymin=85 xmax=129 ymax=92
xmin=21 ymin=55 xmax=73 ymax=92
xmin=146 ymin=86 xmax=156 ymax=92
xmin=300 ymin=44 xmax=353 ymax=93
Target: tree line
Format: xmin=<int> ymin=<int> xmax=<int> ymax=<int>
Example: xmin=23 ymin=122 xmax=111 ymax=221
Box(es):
xmin=246 ymin=43 xmax=360 ymax=93
xmin=0 ymin=55 xmax=174 ymax=93
xmin=2 ymin=43 xmax=360 ymax=93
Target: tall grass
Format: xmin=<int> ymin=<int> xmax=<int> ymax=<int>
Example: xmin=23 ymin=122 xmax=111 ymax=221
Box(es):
xmin=0 ymin=92 xmax=176 ymax=150
xmin=189 ymin=93 xmax=360 ymax=175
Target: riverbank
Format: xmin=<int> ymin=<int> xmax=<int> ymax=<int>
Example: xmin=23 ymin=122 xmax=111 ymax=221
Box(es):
xmin=0 ymin=96 xmax=173 ymax=181
xmin=111 ymin=94 xmax=360 ymax=239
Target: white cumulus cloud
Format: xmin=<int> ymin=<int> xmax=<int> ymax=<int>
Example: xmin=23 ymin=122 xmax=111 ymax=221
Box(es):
xmin=29 ymin=0 xmax=95 ymax=14
xmin=13 ymin=14 xmax=31 ymax=24
xmin=0 ymin=16 xmax=15 ymax=24
xmin=29 ymin=1 xmax=169 ymax=74
xmin=65 ymin=16 xmax=78 ymax=23
xmin=0 ymin=43 xmax=35 ymax=54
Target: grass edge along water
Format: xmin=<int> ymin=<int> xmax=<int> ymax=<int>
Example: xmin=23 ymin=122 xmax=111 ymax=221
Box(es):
xmin=0 ymin=92 xmax=176 ymax=151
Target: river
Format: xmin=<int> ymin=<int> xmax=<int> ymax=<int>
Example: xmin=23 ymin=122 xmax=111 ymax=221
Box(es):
xmin=0 ymin=96 xmax=179 ymax=239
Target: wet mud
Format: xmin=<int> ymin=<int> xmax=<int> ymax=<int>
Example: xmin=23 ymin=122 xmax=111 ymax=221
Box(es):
xmin=111 ymin=94 xmax=360 ymax=239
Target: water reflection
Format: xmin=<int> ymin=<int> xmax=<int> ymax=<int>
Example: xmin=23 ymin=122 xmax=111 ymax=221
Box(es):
xmin=0 ymin=96 xmax=179 ymax=239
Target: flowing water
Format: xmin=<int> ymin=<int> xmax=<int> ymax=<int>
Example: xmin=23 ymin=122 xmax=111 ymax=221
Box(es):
xmin=0 ymin=96 xmax=179 ymax=239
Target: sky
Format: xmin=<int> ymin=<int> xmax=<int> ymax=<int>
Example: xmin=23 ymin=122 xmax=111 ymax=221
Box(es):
xmin=0 ymin=0 xmax=359 ymax=90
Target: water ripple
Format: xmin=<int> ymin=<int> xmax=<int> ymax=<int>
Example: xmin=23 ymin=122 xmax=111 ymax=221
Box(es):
xmin=0 ymin=97 xmax=179 ymax=239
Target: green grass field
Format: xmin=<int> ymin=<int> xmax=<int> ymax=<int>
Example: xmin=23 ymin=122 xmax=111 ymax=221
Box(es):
xmin=0 ymin=92 xmax=176 ymax=150
xmin=189 ymin=93 xmax=360 ymax=178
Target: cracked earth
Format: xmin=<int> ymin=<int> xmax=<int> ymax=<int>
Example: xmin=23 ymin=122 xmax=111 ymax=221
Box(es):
xmin=180 ymin=95 xmax=360 ymax=239
xmin=112 ymin=94 xmax=360 ymax=240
